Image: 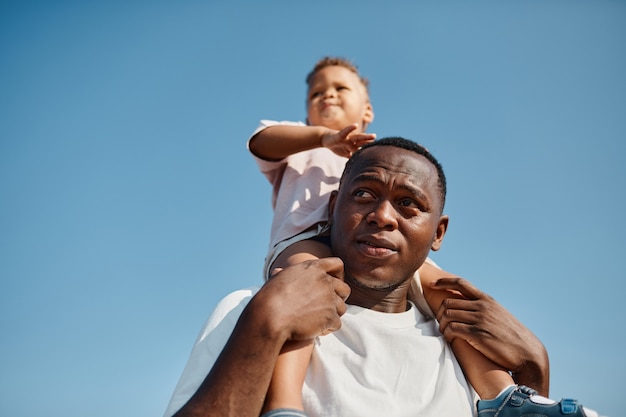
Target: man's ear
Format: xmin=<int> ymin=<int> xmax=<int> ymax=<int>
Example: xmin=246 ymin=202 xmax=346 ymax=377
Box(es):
xmin=430 ymin=215 xmax=449 ymax=252
xmin=327 ymin=190 xmax=338 ymax=224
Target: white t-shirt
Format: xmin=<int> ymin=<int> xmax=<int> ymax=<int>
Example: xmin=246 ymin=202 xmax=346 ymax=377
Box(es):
xmin=163 ymin=281 xmax=478 ymax=417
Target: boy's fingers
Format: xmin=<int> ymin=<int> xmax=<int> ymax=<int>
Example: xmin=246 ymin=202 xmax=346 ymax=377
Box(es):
xmin=339 ymin=124 xmax=359 ymax=137
xmin=353 ymin=138 xmax=375 ymax=146
xmin=351 ymin=133 xmax=376 ymax=144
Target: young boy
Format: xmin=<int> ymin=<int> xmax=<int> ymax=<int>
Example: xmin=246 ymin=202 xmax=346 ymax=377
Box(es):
xmin=248 ymin=57 xmax=588 ymax=417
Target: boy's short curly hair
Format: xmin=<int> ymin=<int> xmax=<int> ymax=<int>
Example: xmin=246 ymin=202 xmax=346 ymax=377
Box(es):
xmin=305 ymin=56 xmax=370 ymax=92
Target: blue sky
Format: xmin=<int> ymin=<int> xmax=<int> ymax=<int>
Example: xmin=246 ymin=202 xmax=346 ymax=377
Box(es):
xmin=1 ymin=1 xmax=624 ymax=416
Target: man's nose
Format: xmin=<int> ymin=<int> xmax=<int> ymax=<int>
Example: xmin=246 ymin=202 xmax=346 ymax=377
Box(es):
xmin=367 ymin=200 xmax=398 ymax=230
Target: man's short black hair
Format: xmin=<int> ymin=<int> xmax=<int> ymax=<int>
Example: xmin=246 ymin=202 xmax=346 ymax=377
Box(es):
xmin=341 ymin=137 xmax=447 ymax=210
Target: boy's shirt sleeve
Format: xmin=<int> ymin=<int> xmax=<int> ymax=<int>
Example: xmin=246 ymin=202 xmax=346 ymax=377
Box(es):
xmin=247 ymin=120 xmax=306 ymax=208
xmin=248 ymin=119 xmax=306 ymax=144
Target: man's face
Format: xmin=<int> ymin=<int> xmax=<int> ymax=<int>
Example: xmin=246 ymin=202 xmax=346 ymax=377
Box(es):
xmin=329 ymin=146 xmax=447 ymax=291
xmin=306 ymin=65 xmax=373 ymax=131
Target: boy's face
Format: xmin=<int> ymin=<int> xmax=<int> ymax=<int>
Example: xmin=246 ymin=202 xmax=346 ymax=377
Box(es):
xmin=306 ymin=65 xmax=374 ymax=131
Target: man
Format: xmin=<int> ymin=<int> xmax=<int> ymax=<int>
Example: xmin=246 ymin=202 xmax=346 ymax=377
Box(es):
xmin=164 ymin=138 xmax=553 ymax=417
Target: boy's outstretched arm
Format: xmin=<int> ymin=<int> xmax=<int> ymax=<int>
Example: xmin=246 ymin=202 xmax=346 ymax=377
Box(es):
xmin=249 ymin=124 xmax=375 ymax=160
xmin=420 ymin=264 xmax=550 ymax=396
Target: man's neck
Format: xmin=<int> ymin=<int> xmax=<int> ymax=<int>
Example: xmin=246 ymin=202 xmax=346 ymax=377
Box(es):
xmin=345 ymin=276 xmax=411 ymax=313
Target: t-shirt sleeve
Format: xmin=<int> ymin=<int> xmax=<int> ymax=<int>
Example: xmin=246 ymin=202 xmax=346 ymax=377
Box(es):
xmin=246 ymin=120 xmax=307 ymax=208
xmin=247 ymin=120 xmax=307 ymax=175
xmin=162 ymin=287 xmax=259 ymax=417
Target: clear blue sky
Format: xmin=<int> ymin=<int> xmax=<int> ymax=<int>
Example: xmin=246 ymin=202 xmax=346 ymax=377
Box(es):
xmin=1 ymin=1 xmax=624 ymax=416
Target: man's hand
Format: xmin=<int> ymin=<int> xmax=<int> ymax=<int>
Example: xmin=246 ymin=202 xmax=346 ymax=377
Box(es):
xmin=173 ymin=257 xmax=351 ymax=417
xmin=431 ymin=277 xmax=550 ymax=395
xmin=321 ymin=124 xmax=375 ymax=158
xmin=254 ymin=257 xmax=351 ymax=343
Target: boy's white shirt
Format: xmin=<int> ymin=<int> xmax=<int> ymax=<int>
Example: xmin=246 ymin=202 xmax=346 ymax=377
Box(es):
xmin=248 ymin=120 xmax=348 ymax=254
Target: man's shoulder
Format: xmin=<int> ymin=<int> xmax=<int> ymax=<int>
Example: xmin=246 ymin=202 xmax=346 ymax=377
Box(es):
xmin=219 ymin=286 xmax=260 ymax=304
xmin=198 ymin=286 xmax=261 ymax=339
xmin=212 ymin=286 xmax=260 ymax=317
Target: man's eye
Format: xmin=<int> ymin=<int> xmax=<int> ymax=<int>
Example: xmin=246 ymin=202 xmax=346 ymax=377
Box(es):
xmin=310 ymin=91 xmax=322 ymax=99
xmin=398 ymin=198 xmax=418 ymax=208
xmin=354 ymin=190 xmax=373 ymax=199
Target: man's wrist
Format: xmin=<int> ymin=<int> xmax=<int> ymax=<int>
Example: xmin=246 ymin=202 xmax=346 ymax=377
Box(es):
xmin=243 ymin=289 xmax=291 ymax=346
xmin=512 ymin=342 xmax=550 ymax=396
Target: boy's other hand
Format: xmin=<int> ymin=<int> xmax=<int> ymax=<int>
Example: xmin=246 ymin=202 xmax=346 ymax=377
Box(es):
xmin=321 ymin=124 xmax=376 ymax=158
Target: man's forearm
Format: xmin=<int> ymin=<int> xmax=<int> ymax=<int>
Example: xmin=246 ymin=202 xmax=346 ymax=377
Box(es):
xmin=511 ymin=335 xmax=550 ymax=396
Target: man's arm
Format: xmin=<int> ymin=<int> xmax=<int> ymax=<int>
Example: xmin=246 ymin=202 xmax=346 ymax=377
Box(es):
xmin=249 ymin=124 xmax=375 ymax=160
xmin=420 ymin=264 xmax=550 ymax=396
xmin=172 ymin=258 xmax=350 ymax=417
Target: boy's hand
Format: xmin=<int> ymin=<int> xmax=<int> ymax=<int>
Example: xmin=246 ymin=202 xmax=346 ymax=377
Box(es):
xmin=321 ymin=124 xmax=376 ymax=158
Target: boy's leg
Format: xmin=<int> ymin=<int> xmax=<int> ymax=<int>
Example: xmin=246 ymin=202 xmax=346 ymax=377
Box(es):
xmin=263 ymin=340 xmax=313 ymax=413
xmin=268 ymin=237 xmax=332 ymax=277
xmin=262 ymin=239 xmax=333 ymax=415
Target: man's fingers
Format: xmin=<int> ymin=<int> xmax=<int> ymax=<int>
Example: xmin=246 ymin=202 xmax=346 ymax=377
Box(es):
xmin=316 ymin=257 xmax=351 ymax=307
xmin=324 ymin=296 xmax=347 ymax=334
xmin=430 ymin=277 xmax=484 ymax=300
xmin=436 ymin=302 xmax=479 ymax=326
xmin=316 ymin=257 xmax=345 ymax=280
xmin=335 ymin=280 xmax=351 ymax=304
xmin=439 ymin=321 xmax=484 ymax=345
xmin=321 ymin=319 xmax=342 ymax=336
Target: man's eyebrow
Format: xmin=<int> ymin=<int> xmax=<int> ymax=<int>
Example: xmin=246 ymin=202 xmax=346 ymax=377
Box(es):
xmin=352 ymin=173 xmax=381 ymax=182
xmin=352 ymin=173 xmax=429 ymax=201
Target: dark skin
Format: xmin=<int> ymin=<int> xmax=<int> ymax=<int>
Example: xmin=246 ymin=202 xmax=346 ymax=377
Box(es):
xmin=172 ymin=145 xmax=549 ymax=417
xmin=429 ymin=271 xmax=549 ymax=394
